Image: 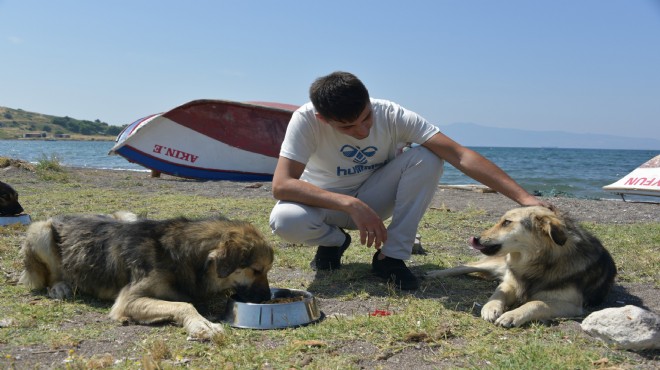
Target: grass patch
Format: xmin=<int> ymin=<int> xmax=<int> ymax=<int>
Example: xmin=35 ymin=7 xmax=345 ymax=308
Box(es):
xmin=0 ymin=173 xmax=657 ymax=369
xmin=34 ymin=154 xmax=69 ymax=182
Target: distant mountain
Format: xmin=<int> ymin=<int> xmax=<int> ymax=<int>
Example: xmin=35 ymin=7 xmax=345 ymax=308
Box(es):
xmin=439 ymin=122 xmax=660 ymax=150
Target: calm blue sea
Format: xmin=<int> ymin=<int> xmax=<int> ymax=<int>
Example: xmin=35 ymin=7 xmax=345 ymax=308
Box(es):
xmin=0 ymin=140 xmax=657 ymax=200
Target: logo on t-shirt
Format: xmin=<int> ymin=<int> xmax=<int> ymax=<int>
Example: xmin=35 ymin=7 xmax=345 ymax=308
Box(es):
xmin=336 ymin=145 xmax=385 ymax=177
xmin=340 ymin=145 xmax=377 ymax=164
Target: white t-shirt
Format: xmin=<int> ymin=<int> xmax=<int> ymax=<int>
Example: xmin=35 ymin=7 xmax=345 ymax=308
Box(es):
xmin=279 ymin=98 xmax=440 ymax=191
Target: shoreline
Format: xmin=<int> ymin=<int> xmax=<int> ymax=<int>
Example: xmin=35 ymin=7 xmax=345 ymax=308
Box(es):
xmin=19 ymin=163 xmax=660 ymax=204
xmin=2 ymin=143 xmax=656 ymax=200
xmin=2 ymin=165 xmax=658 ymax=225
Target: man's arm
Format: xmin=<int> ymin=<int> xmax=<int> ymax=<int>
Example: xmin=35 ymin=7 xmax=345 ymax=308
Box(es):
xmin=271 ymin=156 xmax=387 ymax=248
xmin=421 ymin=132 xmax=548 ymax=207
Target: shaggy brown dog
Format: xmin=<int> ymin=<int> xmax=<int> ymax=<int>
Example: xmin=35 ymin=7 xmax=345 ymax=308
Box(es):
xmin=19 ymin=212 xmax=273 ymax=340
xmin=0 ymin=180 xmax=24 ymax=216
xmin=426 ymin=206 xmax=616 ymax=327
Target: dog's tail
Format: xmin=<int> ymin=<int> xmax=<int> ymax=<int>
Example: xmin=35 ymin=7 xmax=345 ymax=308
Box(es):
xmin=426 ymin=256 xmax=506 ymax=280
xmin=19 ymin=220 xmax=62 ymax=289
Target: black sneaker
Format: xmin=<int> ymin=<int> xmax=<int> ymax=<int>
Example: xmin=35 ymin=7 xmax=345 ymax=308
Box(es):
xmin=372 ymin=251 xmax=419 ymax=290
xmin=310 ymin=229 xmax=351 ymax=271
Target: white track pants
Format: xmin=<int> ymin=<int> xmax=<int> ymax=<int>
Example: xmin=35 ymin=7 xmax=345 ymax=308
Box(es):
xmin=269 ymin=146 xmax=443 ymax=260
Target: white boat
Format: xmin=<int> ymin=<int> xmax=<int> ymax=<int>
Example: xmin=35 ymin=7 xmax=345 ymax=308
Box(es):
xmin=109 ymin=100 xmax=298 ymax=181
xmin=602 ymin=154 xmax=660 ymax=200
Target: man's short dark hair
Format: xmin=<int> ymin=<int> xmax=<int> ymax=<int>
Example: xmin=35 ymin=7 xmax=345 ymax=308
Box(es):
xmin=309 ymin=71 xmax=370 ymax=123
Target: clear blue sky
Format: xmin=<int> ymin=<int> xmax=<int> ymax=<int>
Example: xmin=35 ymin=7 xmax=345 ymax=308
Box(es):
xmin=1 ymin=0 xmax=659 ymax=142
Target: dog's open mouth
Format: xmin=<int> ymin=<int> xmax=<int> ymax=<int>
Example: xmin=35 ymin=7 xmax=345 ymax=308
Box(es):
xmin=469 ymin=236 xmax=501 ymax=255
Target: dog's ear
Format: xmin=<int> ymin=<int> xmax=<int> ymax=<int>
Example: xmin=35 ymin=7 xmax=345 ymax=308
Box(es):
xmin=538 ymin=215 xmax=568 ymax=246
xmin=206 ymin=240 xmax=246 ymax=278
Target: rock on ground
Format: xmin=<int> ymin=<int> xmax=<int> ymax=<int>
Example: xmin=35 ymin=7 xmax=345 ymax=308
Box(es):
xmin=581 ymin=305 xmax=660 ymax=351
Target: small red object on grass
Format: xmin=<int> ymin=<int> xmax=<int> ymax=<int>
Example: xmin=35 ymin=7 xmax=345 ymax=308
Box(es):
xmin=370 ymin=309 xmax=392 ymax=317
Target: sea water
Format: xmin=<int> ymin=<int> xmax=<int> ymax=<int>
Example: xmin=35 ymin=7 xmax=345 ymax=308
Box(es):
xmin=0 ymin=140 xmax=657 ymax=200
xmin=0 ymin=140 xmax=144 ymax=171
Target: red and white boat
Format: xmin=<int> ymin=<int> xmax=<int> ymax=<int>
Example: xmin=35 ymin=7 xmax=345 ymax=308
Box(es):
xmin=602 ymin=154 xmax=660 ymax=200
xmin=109 ymin=100 xmax=298 ymax=181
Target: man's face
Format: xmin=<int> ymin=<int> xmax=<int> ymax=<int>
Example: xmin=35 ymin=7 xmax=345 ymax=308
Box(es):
xmin=319 ymin=104 xmax=373 ymax=140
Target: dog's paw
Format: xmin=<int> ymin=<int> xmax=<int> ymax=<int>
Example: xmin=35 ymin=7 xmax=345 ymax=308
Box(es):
xmin=481 ymin=301 xmax=504 ymax=322
xmin=47 ymin=282 xmax=72 ymax=300
xmin=494 ymin=311 xmax=526 ymax=328
xmin=185 ymin=319 xmax=225 ymax=341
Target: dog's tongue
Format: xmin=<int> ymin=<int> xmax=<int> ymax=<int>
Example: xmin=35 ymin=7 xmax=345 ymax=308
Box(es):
xmin=469 ymin=236 xmax=485 ymax=250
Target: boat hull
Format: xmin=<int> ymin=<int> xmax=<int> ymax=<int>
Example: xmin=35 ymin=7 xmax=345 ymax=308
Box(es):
xmin=602 ymin=154 xmax=660 ymax=198
xmin=110 ymin=100 xmax=297 ymax=181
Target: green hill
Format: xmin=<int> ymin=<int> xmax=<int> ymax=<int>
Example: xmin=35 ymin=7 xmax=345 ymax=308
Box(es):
xmin=0 ymin=106 xmax=126 ymax=140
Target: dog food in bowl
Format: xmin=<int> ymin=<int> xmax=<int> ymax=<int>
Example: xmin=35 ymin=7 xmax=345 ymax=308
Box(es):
xmin=262 ymin=296 xmax=304 ymax=304
xmin=222 ymin=288 xmax=323 ymax=329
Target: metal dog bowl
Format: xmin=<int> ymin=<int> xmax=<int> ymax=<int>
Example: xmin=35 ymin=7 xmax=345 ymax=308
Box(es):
xmin=222 ymin=288 xmax=324 ymax=329
xmin=0 ymin=214 xmax=31 ymax=226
